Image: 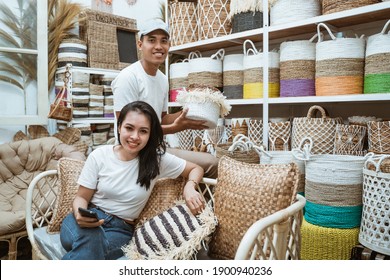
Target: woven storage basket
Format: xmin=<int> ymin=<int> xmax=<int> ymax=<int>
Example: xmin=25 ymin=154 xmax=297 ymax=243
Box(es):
xmin=316 ymin=23 xmax=366 ymax=96
xmin=169 ymin=0 xmax=198 ymax=47
xmin=270 ymin=0 xmax=321 ymax=26
xmin=367 ymin=121 xmax=390 ymax=154
xmin=223 ymin=54 xmax=244 ymax=99
xmin=351 ymin=244 xmax=390 ymax=260
xmin=268 ymin=121 xmax=291 ymax=151
xmin=301 ymin=217 xmax=360 ymax=260
xmin=176 ymin=129 xmax=195 ymax=150
xmin=364 ymin=19 xmax=390 ymax=94
xmin=359 ymin=155 xmax=390 ymax=255
xmin=198 ymin=0 xmax=231 ymax=40
xmin=231 ymin=118 xmax=250 ymax=137
xmin=279 ymin=34 xmax=317 ymax=97
xmin=169 ymin=59 xmax=190 ymax=102
xmin=293 ymin=146 xmax=372 ymax=229
xmin=58 ymin=38 xmax=87 ymax=67
xmin=292 ymin=105 xmax=343 ymax=154
xmin=248 ymin=118 xmax=263 ymax=145
xmin=229 ymin=0 xmax=264 ymax=33
xmin=188 ymin=49 xmax=225 ymax=91
xmin=322 ymin=0 xmax=380 ymax=14
xmin=223 ymin=118 xmax=233 ymax=142
xmin=215 ymin=134 xmax=260 ymax=164
xmin=334 ymin=124 xmax=367 ymax=155
xmin=243 ymin=40 xmax=280 ymax=99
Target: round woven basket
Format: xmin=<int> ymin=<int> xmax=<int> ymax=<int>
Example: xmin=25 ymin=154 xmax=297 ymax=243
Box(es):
xmin=367 ymin=120 xmax=390 ymax=154
xmin=223 ymin=54 xmax=244 ymax=99
xmin=364 ymin=19 xmax=390 ymax=94
xmin=198 ymin=0 xmax=231 ymax=40
xmin=270 ymin=0 xmax=321 ymax=26
xmin=58 ymin=38 xmax=87 ymax=67
xmin=215 ymin=135 xmax=260 ymax=164
xmin=169 ymin=59 xmax=189 ymax=102
xmin=322 ymin=0 xmax=380 ymax=15
xmin=315 ymin=23 xmax=365 ymax=96
xmin=268 ymin=121 xmax=291 ymax=151
xmin=280 ymin=35 xmax=317 ymax=97
xmin=169 ymin=1 xmax=198 ymax=46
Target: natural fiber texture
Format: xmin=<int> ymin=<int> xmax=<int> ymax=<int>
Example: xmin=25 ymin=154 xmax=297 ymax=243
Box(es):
xmin=47 ymin=157 xmax=85 ymax=233
xmin=208 ymin=156 xmax=299 ymax=259
xmin=188 ymin=72 xmax=223 ymax=88
xmin=292 ymin=105 xmax=343 ymax=154
xmin=53 ymin=127 xmax=81 ymax=145
xmin=248 ymin=118 xmax=263 ymax=145
xmin=122 ymin=202 xmax=217 ymax=260
xmin=268 ymin=121 xmax=291 ymax=151
xmin=270 ymin=0 xmax=321 ymax=26
xmin=13 ymin=130 xmax=28 ymax=142
xmin=243 ymin=82 xmax=280 ymax=98
xmin=351 ymin=244 xmax=390 ymax=260
xmin=360 ymin=156 xmax=390 ymax=255
xmin=322 ymin=0 xmax=380 ymax=14
xmin=301 ymin=217 xmax=359 ymax=260
xmin=28 ymin=125 xmax=50 ymax=139
xmin=136 ymin=177 xmax=185 ymax=225
xmin=232 ymin=11 xmax=263 ymax=33
xmin=198 ymin=0 xmax=231 ymax=40
xmin=334 ymin=124 xmax=366 ymax=155
xmin=367 ymin=121 xmax=390 ymax=154
xmin=57 ymin=38 xmax=87 ymax=67
xmin=280 ymin=60 xmax=315 ymax=80
xmin=48 ymin=87 xmax=73 ymax=122
xmin=215 ymin=143 xmax=260 ymax=164
xmin=169 ymin=1 xmax=198 ymax=46
xmin=229 ymin=0 xmax=264 ymax=15
xmin=231 ymin=118 xmax=249 ymax=137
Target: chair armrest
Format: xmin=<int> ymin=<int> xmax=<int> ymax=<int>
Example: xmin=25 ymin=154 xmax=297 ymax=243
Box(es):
xmin=234 ymin=194 xmax=306 ymax=260
xmin=198 ymin=178 xmax=217 ymax=205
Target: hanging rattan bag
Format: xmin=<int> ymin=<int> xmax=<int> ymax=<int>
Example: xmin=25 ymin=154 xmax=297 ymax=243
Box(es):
xmin=48 ymin=66 xmax=73 ymax=122
xmin=292 ymin=105 xmax=343 ymax=154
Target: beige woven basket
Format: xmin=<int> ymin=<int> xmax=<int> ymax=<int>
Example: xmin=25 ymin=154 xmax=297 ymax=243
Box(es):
xmin=367 ymin=121 xmax=390 ymax=154
xmin=198 ymin=0 xmax=231 ymax=40
xmin=322 ymin=0 xmax=380 ymax=14
xmin=169 ymin=0 xmax=198 ymax=46
xmin=269 ymin=121 xmax=291 ymax=151
xmin=292 ymin=105 xmax=343 ymax=154
xmin=215 ymin=134 xmax=260 ymax=164
xmin=334 ymin=124 xmax=367 ymax=155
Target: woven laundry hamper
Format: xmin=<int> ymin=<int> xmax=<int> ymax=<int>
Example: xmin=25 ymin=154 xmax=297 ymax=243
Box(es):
xmin=169 ymin=59 xmax=189 ymax=102
xmin=176 ymin=84 xmax=231 ymax=129
xmin=270 ymin=0 xmax=321 ymax=26
xmin=359 ymin=155 xmax=390 ymax=256
xmin=229 ymin=0 xmax=264 ymax=33
xmin=367 ymin=120 xmax=390 ymax=154
xmin=291 ymin=105 xmax=343 ymax=154
xmin=279 ymin=34 xmax=317 ymax=97
xmin=243 ymin=40 xmax=280 ymax=99
xmin=364 ymin=19 xmax=390 ymax=94
xmin=188 ymin=49 xmax=225 ymax=91
xmin=301 ymin=217 xmax=360 ymax=260
xmin=197 ymin=0 xmax=231 ymax=40
xmin=58 ymin=38 xmax=87 ymax=67
xmin=168 ymin=0 xmax=198 ymax=47
xmin=223 ymin=54 xmax=244 ymax=99
xmin=248 ymin=118 xmax=263 ymax=145
xmin=322 ymin=0 xmax=380 ymax=14
xmin=293 ymin=146 xmax=372 ymax=229
xmin=316 ymin=23 xmax=366 ymax=96
xmin=333 ymin=124 xmax=367 ymax=156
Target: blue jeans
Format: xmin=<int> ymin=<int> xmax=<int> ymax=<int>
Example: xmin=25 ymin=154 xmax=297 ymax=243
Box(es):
xmin=60 ymin=207 xmax=134 ymax=260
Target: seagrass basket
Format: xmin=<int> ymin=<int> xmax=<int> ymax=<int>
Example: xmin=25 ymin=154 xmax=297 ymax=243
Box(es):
xmin=215 ymin=135 xmax=260 ymax=164
xmin=367 ymin=121 xmax=390 ymax=154
xmin=333 ymin=124 xmax=367 ymax=155
xmin=268 ymin=121 xmax=291 ymax=151
xmin=169 ymin=59 xmax=189 ymax=101
xmin=198 ymin=0 xmax=231 ymax=40
xmin=270 ymin=0 xmax=321 ymax=26
xmin=229 ymin=0 xmax=264 ymax=33
xmin=223 ymin=54 xmax=244 ymax=99
xmin=169 ymin=0 xmax=198 ymax=46
xmin=322 ymin=0 xmax=380 ymax=14
xmin=248 ymin=118 xmax=263 ymax=145
xmin=58 ymin=38 xmax=87 ymax=67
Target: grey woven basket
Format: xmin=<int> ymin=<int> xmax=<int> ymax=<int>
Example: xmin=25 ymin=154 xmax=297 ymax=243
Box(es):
xmin=232 ymin=11 xmax=264 ymax=33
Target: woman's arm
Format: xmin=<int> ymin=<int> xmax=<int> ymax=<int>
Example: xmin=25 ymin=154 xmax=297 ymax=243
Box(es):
xmin=72 ymin=186 xmax=104 ymax=228
xmin=179 ymin=161 xmax=205 ymax=215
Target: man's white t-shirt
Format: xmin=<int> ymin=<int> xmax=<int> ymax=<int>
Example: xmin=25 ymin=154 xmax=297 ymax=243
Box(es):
xmin=77 ymin=145 xmax=186 ymax=221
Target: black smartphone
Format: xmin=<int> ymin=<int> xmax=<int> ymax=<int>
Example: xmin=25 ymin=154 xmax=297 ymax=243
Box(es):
xmin=78 ymin=207 xmax=98 ymax=220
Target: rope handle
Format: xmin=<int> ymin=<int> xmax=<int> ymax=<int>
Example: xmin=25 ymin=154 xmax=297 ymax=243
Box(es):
xmin=243 ymin=39 xmax=260 ymax=56
xmin=228 ymin=140 xmax=250 ymax=152
xmin=291 ymin=136 xmax=313 ymax=161
xmin=172 ymin=58 xmax=189 ymax=64
xmin=211 ymin=48 xmax=225 ymax=60
xmin=364 ymin=154 xmax=390 ymax=172
xmin=232 ymin=133 xmax=251 ymax=143
xmin=307 ymin=105 xmax=329 ymax=119
xmin=317 ymin=23 xmax=336 ymax=42
xmin=381 ymin=19 xmax=390 ymax=35
xmin=188 ymin=51 xmax=202 ymax=60
xmin=309 ymin=32 xmax=322 ymax=43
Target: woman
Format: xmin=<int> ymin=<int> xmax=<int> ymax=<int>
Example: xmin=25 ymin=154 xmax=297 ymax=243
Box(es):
xmin=60 ymin=101 xmax=205 ymax=260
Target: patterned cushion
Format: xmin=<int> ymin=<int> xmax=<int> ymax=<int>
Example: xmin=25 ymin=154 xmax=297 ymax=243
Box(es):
xmin=208 ymin=156 xmax=299 ymax=259
xmin=122 ymin=203 xmax=217 ymax=260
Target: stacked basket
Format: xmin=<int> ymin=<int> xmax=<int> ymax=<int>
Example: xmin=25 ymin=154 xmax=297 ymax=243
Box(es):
xmin=223 ymin=54 xmax=244 ymax=99
xmin=169 ymin=59 xmax=190 ymax=102
xmin=58 ymin=38 xmax=88 ymax=67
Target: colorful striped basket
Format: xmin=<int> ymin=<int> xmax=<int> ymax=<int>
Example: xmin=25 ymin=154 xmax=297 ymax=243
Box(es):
xmin=243 ymin=40 xmax=280 ymax=99
xmin=364 ymin=19 xmax=390 ymax=94
xmin=280 ymin=34 xmax=317 ymax=97
xmin=169 ymin=59 xmax=189 ymax=102
xmin=58 ymin=38 xmax=87 ymax=67
xmin=270 ymin=0 xmax=321 ymax=26
xmin=315 ymin=23 xmax=366 ymax=96
xmin=223 ymin=53 xmax=244 ymax=99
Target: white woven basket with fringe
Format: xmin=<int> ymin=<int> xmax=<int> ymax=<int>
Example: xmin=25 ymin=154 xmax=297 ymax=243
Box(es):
xmin=270 ymin=0 xmax=321 ymax=26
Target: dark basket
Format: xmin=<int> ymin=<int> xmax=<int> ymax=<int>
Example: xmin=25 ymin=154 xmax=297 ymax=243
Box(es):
xmin=232 ymin=11 xmax=264 ymax=33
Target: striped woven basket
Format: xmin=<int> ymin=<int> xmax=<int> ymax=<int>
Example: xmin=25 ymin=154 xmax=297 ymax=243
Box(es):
xmin=315 ymin=23 xmax=366 ymax=96
xmin=198 ymin=0 xmax=231 ymax=40
xmin=243 ymin=40 xmax=280 ymax=99
xmin=223 ymin=54 xmax=244 ymax=99
xmin=279 ymin=34 xmax=317 ymax=97
xmin=58 ymin=38 xmax=87 ymax=67
xmin=322 ymin=0 xmax=380 ymax=14
xmin=270 ymin=0 xmax=321 ymax=26
xmin=169 ymin=0 xmax=198 ymax=47
xmin=364 ymin=19 xmax=390 ymax=94
xmin=169 ymin=59 xmax=189 ymax=102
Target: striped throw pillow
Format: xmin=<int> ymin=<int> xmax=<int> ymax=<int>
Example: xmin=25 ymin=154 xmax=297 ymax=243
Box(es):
xmin=122 ymin=202 xmax=217 ymax=260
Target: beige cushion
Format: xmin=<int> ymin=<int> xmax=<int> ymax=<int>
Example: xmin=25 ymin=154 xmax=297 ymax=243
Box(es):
xmin=208 ymin=156 xmax=299 ymax=260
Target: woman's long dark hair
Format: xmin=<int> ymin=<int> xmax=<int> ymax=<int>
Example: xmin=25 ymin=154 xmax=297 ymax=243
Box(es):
xmin=117 ymin=101 xmax=166 ymax=190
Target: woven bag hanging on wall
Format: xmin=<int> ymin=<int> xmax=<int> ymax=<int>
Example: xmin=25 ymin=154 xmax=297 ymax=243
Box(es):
xmin=364 ymin=19 xmax=390 ymax=94
xmin=322 ymin=0 xmax=380 ymax=15
xmin=243 ymin=39 xmax=280 ymax=99
xmin=223 ymin=54 xmax=244 ymax=99
xmin=169 ymin=59 xmax=189 ymax=102
xmin=291 ymin=105 xmax=343 ymax=154
xmin=169 ymin=0 xmax=198 ymax=47
xmin=270 ymin=0 xmax=321 ymax=26
xmin=315 ymin=23 xmax=366 ymax=96
xmin=279 ymin=34 xmax=317 ymax=97
xmin=229 ymin=0 xmax=264 ymax=33
xmin=198 ymin=0 xmax=231 ymax=40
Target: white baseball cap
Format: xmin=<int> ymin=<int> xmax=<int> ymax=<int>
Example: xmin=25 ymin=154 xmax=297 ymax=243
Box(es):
xmin=138 ymin=19 xmax=169 ymax=37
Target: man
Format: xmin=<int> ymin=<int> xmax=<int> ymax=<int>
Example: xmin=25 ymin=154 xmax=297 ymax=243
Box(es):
xmin=112 ymin=18 xmax=218 ymax=178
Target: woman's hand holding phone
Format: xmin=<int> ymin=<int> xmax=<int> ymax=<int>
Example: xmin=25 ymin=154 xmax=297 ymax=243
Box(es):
xmin=76 ymin=207 xmax=104 ymax=228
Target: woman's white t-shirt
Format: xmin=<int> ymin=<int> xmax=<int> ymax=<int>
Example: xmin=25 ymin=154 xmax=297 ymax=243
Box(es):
xmin=77 ymin=145 xmax=186 ymax=221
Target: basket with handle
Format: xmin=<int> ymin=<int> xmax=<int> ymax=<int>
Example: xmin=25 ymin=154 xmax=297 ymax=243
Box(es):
xmin=315 ymin=23 xmax=366 ymax=96
xmin=364 ymin=19 xmax=390 ymax=94
xmin=270 ymin=0 xmax=321 ymax=26
xmin=359 ymin=154 xmax=390 ymax=256
xmin=223 ymin=53 xmax=244 ymax=99
xmin=292 ymin=105 xmax=343 ymax=154
xmin=169 ymin=58 xmax=190 ymax=102
xmin=215 ymin=134 xmax=260 ymax=164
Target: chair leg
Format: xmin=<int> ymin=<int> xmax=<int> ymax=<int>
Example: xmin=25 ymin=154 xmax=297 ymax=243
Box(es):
xmin=0 ymin=230 xmax=28 ymax=260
